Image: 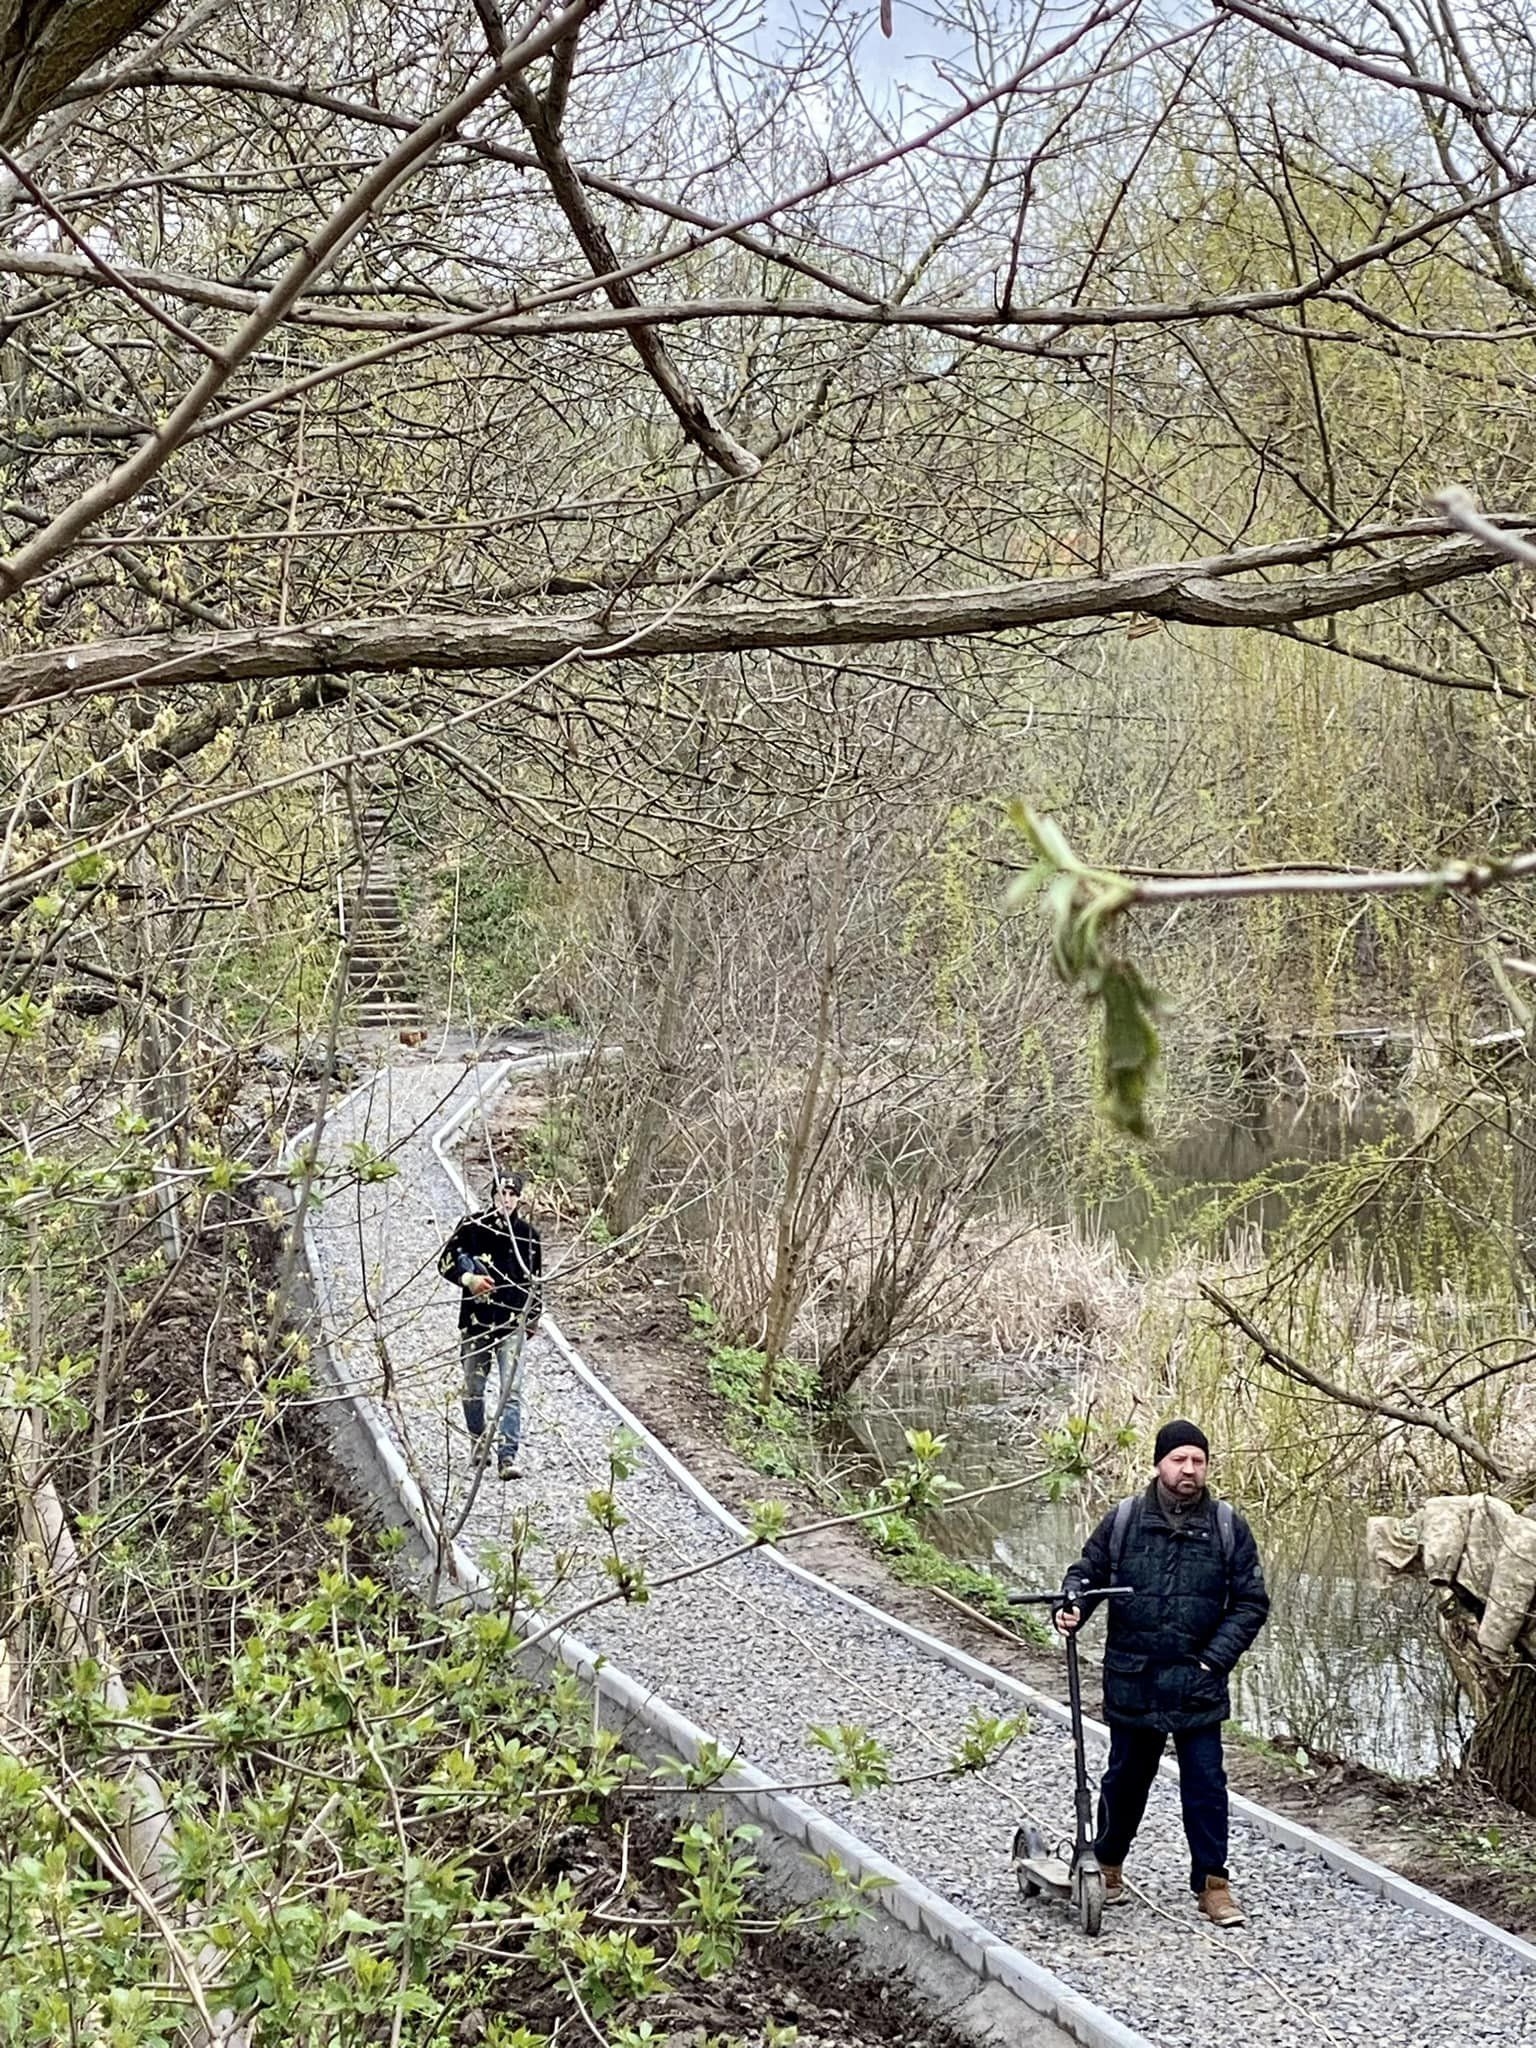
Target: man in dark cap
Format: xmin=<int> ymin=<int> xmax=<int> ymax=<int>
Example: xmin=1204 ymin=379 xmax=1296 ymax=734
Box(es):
xmin=437 ymin=1172 xmax=542 ymax=1480
xmin=1056 ymin=1419 xmax=1269 ymax=1926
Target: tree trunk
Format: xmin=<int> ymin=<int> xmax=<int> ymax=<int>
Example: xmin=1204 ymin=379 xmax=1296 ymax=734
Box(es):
xmin=608 ymin=889 xmax=694 ymax=1239
xmin=1440 ymin=1602 xmax=1536 ymax=1815
xmin=0 ymin=2 xmax=170 ymax=147
xmin=1464 ymin=1659 xmax=1536 ymax=1815
xmin=816 ymin=1283 xmax=898 ymax=1403
xmin=816 ymin=1183 xmax=954 ymax=1403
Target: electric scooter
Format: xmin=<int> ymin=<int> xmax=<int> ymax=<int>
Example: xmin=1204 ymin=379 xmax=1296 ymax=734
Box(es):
xmin=1006 ymin=1586 xmax=1132 ymax=1938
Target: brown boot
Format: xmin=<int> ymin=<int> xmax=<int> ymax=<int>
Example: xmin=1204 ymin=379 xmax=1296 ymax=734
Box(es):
xmin=1198 ymin=1876 xmax=1245 ymax=1928
xmin=1100 ymin=1863 xmax=1128 ymax=1906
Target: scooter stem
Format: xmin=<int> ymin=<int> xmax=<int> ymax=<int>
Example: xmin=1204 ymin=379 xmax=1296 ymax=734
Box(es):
xmin=1064 ymin=1626 xmax=1098 ymax=1869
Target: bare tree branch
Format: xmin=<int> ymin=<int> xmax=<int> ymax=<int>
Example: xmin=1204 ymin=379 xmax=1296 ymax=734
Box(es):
xmin=480 ymin=4 xmax=760 ymax=479
xmin=0 ymin=0 xmax=605 ymax=601
xmin=7 ymin=174 xmax=1525 ymax=358
xmin=45 ymin=64 xmax=891 ymax=308
xmin=0 ymin=142 xmax=220 ymax=356
xmin=1211 ymin=0 xmax=1494 ymax=114
xmin=1200 ymin=1280 xmax=1512 ymax=1483
xmin=2 ymin=521 xmax=1527 ymax=712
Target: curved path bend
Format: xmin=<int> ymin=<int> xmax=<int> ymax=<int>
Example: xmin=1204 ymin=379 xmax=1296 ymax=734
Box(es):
xmin=303 ymin=1058 xmax=1535 ymax=2048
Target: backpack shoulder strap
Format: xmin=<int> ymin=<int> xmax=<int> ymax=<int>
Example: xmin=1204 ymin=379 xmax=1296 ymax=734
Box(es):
xmin=1215 ymin=1500 xmax=1237 ymax=1608
xmin=1108 ymin=1494 xmax=1138 ymax=1580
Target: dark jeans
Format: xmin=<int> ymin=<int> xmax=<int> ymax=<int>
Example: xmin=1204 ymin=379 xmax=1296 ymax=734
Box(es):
xmin=1094 ymin=1721 xmax=1228 ymax=1892
xmin=461 ymin=1325 xmax=526 ymax=1456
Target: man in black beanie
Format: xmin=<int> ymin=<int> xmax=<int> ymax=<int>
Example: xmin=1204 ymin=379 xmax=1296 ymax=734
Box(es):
xmin=1057 ymin=1419 xmax=1269 ymax=1926
xmin=437 ymin=1173 xmax=542 ymax=1481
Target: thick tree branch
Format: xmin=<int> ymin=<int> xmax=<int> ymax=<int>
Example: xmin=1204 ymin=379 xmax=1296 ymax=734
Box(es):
xmin=0 ymin=0 xmax=168 ymax=146
xmin=1200 ymin=1281 xmax=1511 ymax=1483
xmin=1058 ymin=842 xmax=1536 ymax=908
xmin=1 ymin=522 xmax=1526 ymax=711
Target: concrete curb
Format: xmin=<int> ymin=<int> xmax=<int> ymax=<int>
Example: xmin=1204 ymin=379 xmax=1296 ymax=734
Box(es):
xmin=433 ymin=1064 xmax=1536 ymax=1981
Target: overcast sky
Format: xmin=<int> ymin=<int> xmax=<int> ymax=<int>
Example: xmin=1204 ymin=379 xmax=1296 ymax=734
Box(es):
xmin=756 ymin=0 xmax=973 ymax=113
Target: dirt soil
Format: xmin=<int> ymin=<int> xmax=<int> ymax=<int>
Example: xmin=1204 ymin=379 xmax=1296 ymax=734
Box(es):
xmin=601 ymin=1811 xmax=973 ymax=2048
xmin=555 ymin=1263 xmax=1536 ymax=1943
xmin=650 ymin=1940 xmax=969 ymax=2048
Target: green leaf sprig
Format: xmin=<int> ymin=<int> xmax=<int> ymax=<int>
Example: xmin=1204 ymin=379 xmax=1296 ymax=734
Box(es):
xmin=1007 ymin=803 xmax=1162 ymax=1135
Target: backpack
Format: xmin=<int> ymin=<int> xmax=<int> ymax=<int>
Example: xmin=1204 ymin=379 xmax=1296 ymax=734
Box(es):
xmin=1108 ymin=1492 xmax=1237 ymax=1603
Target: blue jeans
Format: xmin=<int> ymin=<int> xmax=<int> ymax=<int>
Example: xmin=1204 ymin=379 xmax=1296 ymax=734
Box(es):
xmin=461 ymin=1325 xmax=527 ymax=1457
xmin=1094 ymin=1721 xmax=1228 ymax=1892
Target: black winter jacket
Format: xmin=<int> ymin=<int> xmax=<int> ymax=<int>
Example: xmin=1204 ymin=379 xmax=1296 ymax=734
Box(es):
xmin=1062 ymin=1484 xmax=1269 ymax=1731
xmin=437 ymin=1209 xmax=542 ymax=1332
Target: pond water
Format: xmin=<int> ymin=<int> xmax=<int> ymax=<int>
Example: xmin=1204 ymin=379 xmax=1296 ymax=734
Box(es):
xmin=989 ymin=1085 xmax=1500 ymax=1286
xmin=1020 ymin=1095 xmax=1404 ymax=1266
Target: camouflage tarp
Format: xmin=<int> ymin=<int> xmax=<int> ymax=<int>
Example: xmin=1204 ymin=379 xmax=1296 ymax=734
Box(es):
xmin=1368 ymin=1493 xmax=1536 ymax=1657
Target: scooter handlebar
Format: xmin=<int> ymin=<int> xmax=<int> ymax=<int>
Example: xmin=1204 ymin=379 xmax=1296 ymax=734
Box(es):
xmin=1006 ymin=1586 xmax=1134 ymax=1606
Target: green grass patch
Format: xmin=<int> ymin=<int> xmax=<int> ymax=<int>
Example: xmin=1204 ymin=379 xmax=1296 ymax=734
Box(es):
xmin=704 ymin=1338 xmax=819 ymax=1478
xmin=858 ymin=1507 xmax=1052 ymax=1646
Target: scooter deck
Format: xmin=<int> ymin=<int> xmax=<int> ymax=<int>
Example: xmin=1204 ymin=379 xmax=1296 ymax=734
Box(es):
xmin=1016 ymin=1855 xmax=1074 ymax=1891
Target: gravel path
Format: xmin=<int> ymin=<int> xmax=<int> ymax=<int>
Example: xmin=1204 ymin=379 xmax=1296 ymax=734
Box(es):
xmin=305 ymin=1061 xmax=1535 ymax=2048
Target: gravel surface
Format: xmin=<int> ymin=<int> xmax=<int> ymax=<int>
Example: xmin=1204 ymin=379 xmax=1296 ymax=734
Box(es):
xmin=305 ymin=1061 xmax=1536 ymax=2048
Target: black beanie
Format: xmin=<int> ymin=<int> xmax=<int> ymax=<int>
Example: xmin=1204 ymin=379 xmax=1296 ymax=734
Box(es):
xmin=1153 ymin=1418 xmax=1209 ymax=1464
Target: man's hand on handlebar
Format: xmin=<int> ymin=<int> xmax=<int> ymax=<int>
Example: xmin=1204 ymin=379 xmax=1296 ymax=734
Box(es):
xmin=1007 ymin=1583 xmax=1124 ymax=1626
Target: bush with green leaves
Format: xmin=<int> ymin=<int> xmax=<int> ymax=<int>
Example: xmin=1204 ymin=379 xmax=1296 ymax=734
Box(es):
xmin=0 ymin=1540 xmax=783 ymax=2046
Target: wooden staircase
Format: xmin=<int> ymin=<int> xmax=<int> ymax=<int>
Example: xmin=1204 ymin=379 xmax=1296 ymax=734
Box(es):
xmin=345 ymin=801 xmax=423 ymax=1029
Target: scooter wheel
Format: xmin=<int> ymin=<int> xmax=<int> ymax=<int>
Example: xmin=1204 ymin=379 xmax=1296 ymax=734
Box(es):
xmin=1078 ymin=1868 xmax=1104 ymax=1937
